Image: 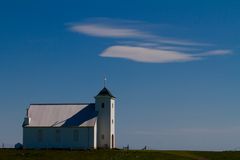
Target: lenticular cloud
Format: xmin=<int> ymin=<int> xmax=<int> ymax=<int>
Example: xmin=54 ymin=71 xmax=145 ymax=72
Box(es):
xmin=101 ymin=45 xmax=199 ymax=63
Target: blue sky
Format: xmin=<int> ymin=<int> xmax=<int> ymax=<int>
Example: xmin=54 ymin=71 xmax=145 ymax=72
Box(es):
xmin=0 ymin=0 xmax=240 ymax=150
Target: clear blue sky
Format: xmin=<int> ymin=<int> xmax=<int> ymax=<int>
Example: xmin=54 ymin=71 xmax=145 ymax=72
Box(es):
xmin=0 ymin=0 xmax=239 ymax=150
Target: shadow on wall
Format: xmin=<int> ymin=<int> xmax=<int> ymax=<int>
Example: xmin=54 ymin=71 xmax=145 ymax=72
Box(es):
xmin=61 ymin=104 xmax=98 ymax=127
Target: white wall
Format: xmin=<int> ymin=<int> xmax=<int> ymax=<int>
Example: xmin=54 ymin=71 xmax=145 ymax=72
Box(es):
xmin=23 ymin=127 xmax=96 ymax=149
xmin=93 ymin=122 xmax=97 ymax=149
xmin=95 ymin=96 xmax=115 ymax=148
xmin=110 ymin=99 xmax=115 ymax=148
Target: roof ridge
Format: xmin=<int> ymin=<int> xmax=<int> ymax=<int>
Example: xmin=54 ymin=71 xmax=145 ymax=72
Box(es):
xmin=30 ymin=103 xmax=94 ymax=105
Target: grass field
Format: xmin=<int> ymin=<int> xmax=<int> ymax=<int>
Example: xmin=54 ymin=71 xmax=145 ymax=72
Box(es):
xmin=1 ymin=149 xmax=240 ymax=160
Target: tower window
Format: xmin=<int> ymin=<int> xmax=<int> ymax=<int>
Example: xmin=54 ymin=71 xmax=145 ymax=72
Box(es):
xmin=101 ymin=134 xmax=104 ymax=140
xmin=112 ymin=119 xmax=114 ymax=124
xmin=101 ymin=103 xmax=104 ymax=108
xmin=112 ymin=103 xmax=113 ymax=108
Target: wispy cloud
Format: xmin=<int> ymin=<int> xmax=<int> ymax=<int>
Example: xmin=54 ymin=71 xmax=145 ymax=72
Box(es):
xmin=198 ymin=49 xmax=233 ymax=56
xmin=117 ymin=41 xmax=200 ymax=51
xmin=101 ymin=45 xmax=199 ymax=63
xmin=69 ymin=19 xmax=206 ymax=46
xmin=70 ymin=24 xmax=146 ymax=38
xmin=100 ymin=46 xmax=231 ymax=63
xmin=68 ymin=18 xmax=233 ymax=63
xmin=154 ymin=38 xmax=211 ymax=46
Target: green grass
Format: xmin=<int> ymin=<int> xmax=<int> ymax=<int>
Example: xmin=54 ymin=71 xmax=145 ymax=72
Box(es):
xmin=1 ymin=149 xmax=240 ymax=160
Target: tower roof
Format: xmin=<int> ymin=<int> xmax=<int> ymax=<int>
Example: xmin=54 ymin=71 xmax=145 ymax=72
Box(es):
xmin=96 ymin=87 xmax=115 ymax=98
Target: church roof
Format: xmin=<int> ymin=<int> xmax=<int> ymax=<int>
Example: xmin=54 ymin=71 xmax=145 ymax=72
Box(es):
xmin=96 ymin=87 xmax=115 ymax=98
xmin=23 ymin=103 xmax=98 ymax=127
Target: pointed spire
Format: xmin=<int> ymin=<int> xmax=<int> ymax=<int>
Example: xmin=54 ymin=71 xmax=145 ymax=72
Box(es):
xmin=96 ymin=76 xmax=115 ymax=98
xmin=96 ymin=87 xmax=115 ymax=98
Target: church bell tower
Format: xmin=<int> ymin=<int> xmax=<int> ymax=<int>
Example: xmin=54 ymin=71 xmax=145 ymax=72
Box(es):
xmin=95 ymin=87 xmax=115 ymax=149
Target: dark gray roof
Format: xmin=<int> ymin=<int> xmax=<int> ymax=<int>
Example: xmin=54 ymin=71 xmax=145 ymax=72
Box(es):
xmin=96 ymin=87 xmax=115 ymax=98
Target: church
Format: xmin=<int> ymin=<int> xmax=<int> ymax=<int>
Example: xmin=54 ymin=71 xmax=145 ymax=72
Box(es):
xmin=22 ymin=87 xmax=116 ymax=149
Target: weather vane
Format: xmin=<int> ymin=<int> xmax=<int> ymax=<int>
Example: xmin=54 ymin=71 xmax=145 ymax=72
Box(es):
xmin=104 ymin=76 xmax=107 ymax=87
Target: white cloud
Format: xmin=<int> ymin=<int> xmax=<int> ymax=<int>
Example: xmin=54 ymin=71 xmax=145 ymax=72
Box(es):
xmin=198 ymin=49 xmax=232 ymax=56
xmin=68 ymin=18 xmax=233 ymax=63
xmin=117 ymin=41 xmax=200 ymax=51
xmin=100 ymin=45 xmax=199 ymax=63
xmin=68 ymin=19 xmax=207 ymax=46
xmin=155 ymin=38 xmax=211 ymax=46
xmin=69 ymin=24 xmax=146 ymax=38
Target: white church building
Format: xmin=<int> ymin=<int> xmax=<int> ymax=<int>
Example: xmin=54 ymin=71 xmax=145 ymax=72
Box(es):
xmin=22 ymin=87 xmax=116 ymax=149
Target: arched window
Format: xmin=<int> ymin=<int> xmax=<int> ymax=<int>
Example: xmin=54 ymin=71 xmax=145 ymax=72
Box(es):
xmin=112 ymin=134 xmax=114 ymax=148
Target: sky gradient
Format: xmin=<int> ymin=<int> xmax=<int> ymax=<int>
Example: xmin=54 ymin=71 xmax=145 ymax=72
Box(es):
xmin=0 ymin=0 xmax=240 ymax=150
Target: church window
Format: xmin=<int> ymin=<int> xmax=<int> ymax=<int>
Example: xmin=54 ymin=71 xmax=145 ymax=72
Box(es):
xmin=112 ymin=103 xmax=113 ymax=108
xmin=101 ymin=134 xmax=104 ymax=140
xmin=55 ymin=130 xmax=61 ymax=143
xmin=37 ymin=130 xmax=43 ymax=142
xmin=112 ymin=119 xmax=114 ymax=124
xmin=101 ymin=103 xmax=104 ymax=108
xmin=73 ymin=130 xmax=79 ymax=142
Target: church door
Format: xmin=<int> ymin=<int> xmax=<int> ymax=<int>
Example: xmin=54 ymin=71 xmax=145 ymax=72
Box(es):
xmin=112 ymin=134 xmax=114 ymax=148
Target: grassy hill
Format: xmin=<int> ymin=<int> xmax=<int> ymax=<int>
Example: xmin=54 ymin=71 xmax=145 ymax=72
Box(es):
xmin=1 ymin=149 xmax=240 ymax=160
